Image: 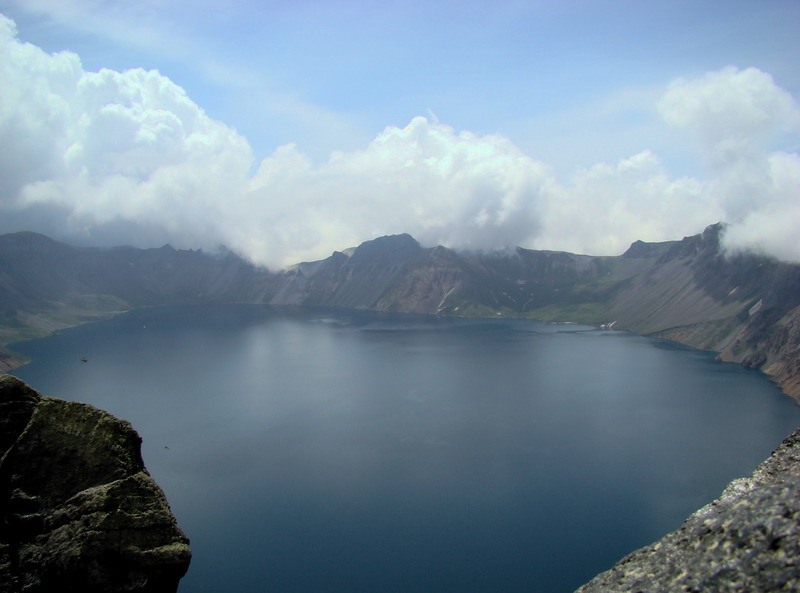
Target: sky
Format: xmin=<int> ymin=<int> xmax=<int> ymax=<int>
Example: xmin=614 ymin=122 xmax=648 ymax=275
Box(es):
xmin=0 ymin=0 xmax=799 ymax=269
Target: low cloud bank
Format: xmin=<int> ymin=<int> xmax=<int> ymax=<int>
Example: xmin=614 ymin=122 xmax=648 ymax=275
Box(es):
xmin=1 ymin=15 xmax=798 ymax=268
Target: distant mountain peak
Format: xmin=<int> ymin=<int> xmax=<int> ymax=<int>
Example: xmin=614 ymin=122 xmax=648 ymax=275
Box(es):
xmin=348 ymin=233 xmax=422 ymax=264
xmin=622 ymin=239 xmax=676 ymax=258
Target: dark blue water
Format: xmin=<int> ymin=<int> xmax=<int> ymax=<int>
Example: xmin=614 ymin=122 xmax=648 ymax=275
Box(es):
xmin=11 ymin=304 xmax=800 ymax=593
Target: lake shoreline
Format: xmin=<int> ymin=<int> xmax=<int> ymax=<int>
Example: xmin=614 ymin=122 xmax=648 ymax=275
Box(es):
xmin=5 ymin=303 xmax=799 ymax=405
xmin=0 ymin=348 xmax=24 ymax=372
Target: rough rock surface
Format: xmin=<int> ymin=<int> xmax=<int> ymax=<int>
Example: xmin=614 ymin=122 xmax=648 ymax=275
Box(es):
xmin=0 ymin=375 xmax=190 ymax=592
xmin=575 ymin=426 xmax=800 ymax=593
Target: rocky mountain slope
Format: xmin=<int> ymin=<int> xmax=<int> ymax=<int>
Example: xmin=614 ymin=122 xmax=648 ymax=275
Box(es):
xmin=0 ymin=231 xmax=274 ymax=370
xmin=2 ymin=225 xmax=800 ymax=399
xmin=0 ymin=374 xmax=191 ymax=592
xmin=266 ymin=224 xmax=800 ymax=400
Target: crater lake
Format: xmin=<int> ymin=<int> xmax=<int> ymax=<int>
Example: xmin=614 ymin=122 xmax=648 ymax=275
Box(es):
xmin=10 ymin=304 xmax=800 ymax=592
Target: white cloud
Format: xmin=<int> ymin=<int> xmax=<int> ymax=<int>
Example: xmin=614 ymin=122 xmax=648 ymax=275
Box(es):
xmin=226 ymin=117 xmax=555 ymax=266
xmin=659 ymin=66 xmax=799 ymax=166
xmin=1 ymin=13 xmax=252 ymax=249
xmin=534 ymin=151 xmax=715 ymax=256
xmin=658 ymin=66 xmax=800 ymax=260
xmin=0 ymin=15 xmax=81 ymax=195
xmin=1 ymin=13 xmax=799 ymax=267
xmin=719 ymin=151 xmax=800 ymax=261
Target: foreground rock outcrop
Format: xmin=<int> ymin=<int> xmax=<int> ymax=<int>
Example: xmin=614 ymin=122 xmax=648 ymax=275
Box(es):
xmin=0 ymin=375 xmax=190 ymax=592
xmin=576 ymin=426 xmax=800 ymax=592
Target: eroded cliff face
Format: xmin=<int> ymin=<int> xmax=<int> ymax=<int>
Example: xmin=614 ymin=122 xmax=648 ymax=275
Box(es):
xmin=259 ymin=227 xmax=800 ymax=400
xmin=575 ymin=426 xmax=800 ymax=592
xmin=0 ymin=375 xmax=190 ymax=593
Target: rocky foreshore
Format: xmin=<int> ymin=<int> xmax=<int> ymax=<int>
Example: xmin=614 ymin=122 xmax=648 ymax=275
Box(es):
xmin=0 ymin=375 xmax=190 ymax=592
xmin=575 ymin=425 xmax=800 ymax=592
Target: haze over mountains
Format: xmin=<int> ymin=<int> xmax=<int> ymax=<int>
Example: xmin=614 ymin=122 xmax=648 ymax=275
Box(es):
xmin=2 ymin=10 xmax=799 ymax=269
xmin=2 ymin=225 xmax=799 ymax=399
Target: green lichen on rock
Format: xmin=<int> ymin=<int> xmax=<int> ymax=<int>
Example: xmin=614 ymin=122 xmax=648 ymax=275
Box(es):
xmin=0 ymin=375 xmax=190 ymax=593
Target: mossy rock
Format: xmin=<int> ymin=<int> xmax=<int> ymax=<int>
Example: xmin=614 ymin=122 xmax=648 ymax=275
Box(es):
xmin=0 ymin=375 xmax=190 ymax=592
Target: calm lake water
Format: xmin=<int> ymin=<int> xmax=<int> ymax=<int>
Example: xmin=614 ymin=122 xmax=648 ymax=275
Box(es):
xmin=11 ymin=304 xmax=800 ymax=593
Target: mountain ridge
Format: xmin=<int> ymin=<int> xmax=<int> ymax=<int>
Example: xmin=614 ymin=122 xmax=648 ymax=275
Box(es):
xmin=2 ymin=226 xmax=800 ymax=400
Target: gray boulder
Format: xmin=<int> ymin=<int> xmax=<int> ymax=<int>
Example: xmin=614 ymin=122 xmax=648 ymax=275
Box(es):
xmin=576 ymin=426 xmax=800 ymax=592
xmin=0 ymin=375 xmax=190 ymax=592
